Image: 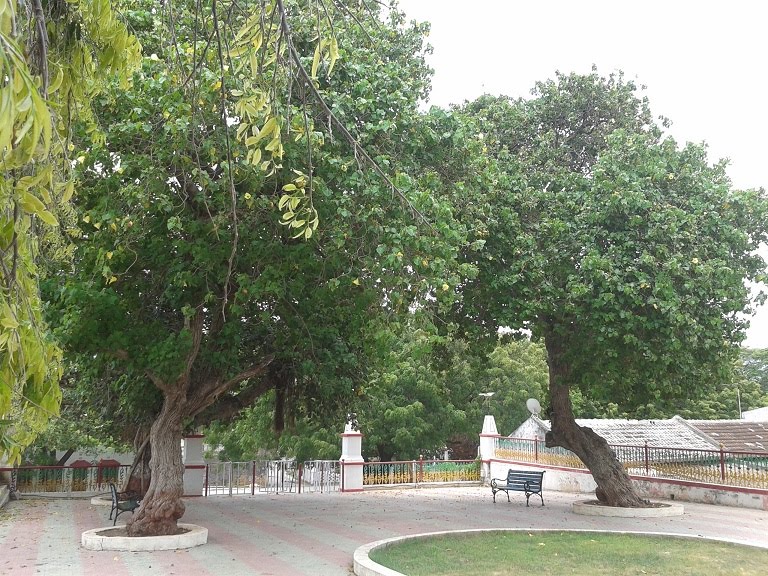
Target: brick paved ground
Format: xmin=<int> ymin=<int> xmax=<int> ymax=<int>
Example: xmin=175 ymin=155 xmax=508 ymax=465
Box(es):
xmin=1 ymin=487 xmax=767 ymax=575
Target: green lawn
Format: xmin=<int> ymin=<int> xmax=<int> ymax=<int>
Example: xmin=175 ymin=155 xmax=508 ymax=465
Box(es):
xmin=369 ymin=530 xmax=768 ymax=576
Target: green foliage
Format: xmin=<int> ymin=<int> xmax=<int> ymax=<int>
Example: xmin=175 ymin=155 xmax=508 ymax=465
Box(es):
xmin=358 ymin=318 xmax=469 ymax=460
xmin=47 ymin=1 xmax=466 ymax=473
xmin=740 ymin=348 xmax=768 ymax=395
xmin=203 ymin=393 xmax=339 ymax=462
xmin=456 ymin=70 xmax=768 ymax=413
xmin=482 ymin=339 xmax=549 ymax=433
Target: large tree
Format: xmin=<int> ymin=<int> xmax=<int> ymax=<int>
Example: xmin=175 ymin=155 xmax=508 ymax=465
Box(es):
xmin=457 ymin=71 xmax=768 ymax=506
xmin=50 ymin=0 xmax=464 ymax=535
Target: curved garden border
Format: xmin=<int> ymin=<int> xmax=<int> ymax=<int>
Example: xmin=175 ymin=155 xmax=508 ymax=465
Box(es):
xmin=571 ymin=499 xmax=684 ymax=517
xmin=81 ymin=523 xmax=208 ymax=551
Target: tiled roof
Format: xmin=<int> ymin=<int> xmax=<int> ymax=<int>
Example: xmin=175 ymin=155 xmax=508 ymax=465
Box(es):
xmin=515 ymin=416 xmax=716 ymax=450
xmin=686 ymin=420 xmax=768 ymax=452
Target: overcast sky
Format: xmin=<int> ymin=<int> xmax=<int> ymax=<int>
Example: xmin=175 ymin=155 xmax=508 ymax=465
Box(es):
xmin=396 ymin=0 xmax=768 ymax=348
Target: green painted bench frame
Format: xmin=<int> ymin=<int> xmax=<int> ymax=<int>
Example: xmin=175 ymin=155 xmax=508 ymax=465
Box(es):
xmin=109 ymin=482 xmax=141 ymax=525
xmin=490 ymin=469 xmax=545 ymax=506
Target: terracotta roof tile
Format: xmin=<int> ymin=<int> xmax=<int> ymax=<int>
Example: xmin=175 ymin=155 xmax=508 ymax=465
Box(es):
xmin=686 ymin=420 xmax=768 ymax=452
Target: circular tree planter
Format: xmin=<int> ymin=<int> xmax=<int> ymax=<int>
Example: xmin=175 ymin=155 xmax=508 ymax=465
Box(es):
xmin=81 ymin=523 xmax=208 ymax=551
xmin=572 ymin=500 xmax=684 ymax=517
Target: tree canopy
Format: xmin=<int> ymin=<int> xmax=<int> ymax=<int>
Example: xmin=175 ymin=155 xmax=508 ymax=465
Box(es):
xmin=453 ymin=70 xmax=768 ymax=505
xmin=46 ymin=0 xmax=468 ymax=534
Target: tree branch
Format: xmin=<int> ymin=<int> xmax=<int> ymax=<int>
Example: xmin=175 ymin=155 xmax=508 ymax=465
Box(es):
xmin=187 ymin=355 xmax=275 ymax=418
xmin=191 ymin=376 xmax=274 ymax=427
xmin=146 ymin=370 xmax=172 ymax=394
xmin=183 ymin=306 xmax=206 ymax=382
xmin=275 ymin=0 xmax=435 ymax=234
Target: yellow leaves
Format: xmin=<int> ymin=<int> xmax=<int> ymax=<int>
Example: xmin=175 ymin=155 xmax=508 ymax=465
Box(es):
xmin=0 ymin=301 xmax=18 ymax=330
xmin=328 ymin=37 xmax=339 ymax=76
xmin=311 ymin=43 xmax=322 ymax=79
xmin=310 ymin=37 xmax=341 ymax=80
xmin=18 ymin=192 xmax=58 ymax=227
xmin=0 ymin=54 xmax=51 ymax=169
xmin=278 ymin=173 xmax=319 ymax=240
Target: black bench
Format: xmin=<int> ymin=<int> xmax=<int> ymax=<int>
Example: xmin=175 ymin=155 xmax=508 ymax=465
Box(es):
xmin=109 ymin=483 xmax=141 ymax=525
xmin=490 ymin=469 xmax=544 ymax=506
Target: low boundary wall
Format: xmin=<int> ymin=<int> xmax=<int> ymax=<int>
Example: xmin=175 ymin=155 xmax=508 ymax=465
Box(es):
xmin=489 ymin=459 xmax=768 ymax=510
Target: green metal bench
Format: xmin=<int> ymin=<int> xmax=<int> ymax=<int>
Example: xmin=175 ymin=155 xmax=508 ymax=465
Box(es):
xmin=109 ymin=483 xmax=141 ymax=525
xmin=491 ymin=469 xmax=544 ymax=506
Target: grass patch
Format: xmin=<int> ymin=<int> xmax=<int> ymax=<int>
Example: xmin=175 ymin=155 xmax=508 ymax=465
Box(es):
xmin=369 ymin=530 xmax=768 ymax=576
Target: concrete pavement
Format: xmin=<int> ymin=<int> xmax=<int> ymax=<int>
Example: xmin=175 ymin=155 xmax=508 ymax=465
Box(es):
xmin=1 ymin=487 xmax=767 ymax=575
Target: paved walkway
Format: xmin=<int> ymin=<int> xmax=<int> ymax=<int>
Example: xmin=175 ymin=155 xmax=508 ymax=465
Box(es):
xmin=1 ymin=487 xmax=767 ymax=575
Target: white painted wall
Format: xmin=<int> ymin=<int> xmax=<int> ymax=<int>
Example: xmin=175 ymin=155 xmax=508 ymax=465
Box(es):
xmin=55 ymin=448 xmax=134 ymax=465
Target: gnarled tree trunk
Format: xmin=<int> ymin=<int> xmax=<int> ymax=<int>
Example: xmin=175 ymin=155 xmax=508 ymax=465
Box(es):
xmin=544 ymin=331 xmax=649 ymax=507
xmin=126 ymin=395 xmax=186 ymax=536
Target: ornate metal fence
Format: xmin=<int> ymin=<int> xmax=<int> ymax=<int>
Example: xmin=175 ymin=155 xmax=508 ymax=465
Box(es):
xmin=362 ymin=459 xmax=481 ymax=486
xmin=495 ymin=437 xmax=768 ymax=489
xmin=204 ymin=460 xmax=341 ymax=496
xmin=1 ymin=464 xmax=131 ymax=494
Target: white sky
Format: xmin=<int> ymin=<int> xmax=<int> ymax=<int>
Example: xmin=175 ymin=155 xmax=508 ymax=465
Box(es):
xmin=396 ymin=0 xmax=768 ymax=348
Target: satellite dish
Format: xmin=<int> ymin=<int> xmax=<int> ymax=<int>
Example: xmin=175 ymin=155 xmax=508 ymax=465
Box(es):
xmin=526 ymin=398 xmax=542 ymax=416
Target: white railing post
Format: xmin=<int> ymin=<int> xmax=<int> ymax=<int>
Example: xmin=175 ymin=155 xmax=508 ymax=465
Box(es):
xmin=340 ymin=420 xmax=364 ymax=492
xmin=479 ymin=415 xmax=500 ymax=483
xmin=182 ymin=434 xmax=206 ymax=497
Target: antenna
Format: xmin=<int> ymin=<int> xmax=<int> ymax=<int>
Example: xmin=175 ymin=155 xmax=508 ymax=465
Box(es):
xmin=478 ymin=392 xmax=495 ymax=410
xmin=526 ymin=398 xmax=542 ymax=416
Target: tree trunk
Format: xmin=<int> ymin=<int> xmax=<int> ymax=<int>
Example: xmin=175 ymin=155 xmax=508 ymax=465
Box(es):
xmin=543 ymin=332 xmax=649 ymax=507
xmin=127 ymin=395 xmax=186 ymax=535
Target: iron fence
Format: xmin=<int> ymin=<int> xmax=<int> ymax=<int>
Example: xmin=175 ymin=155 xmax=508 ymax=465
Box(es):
xmin=495 ymin=437 xmax=768 ymax=489
xmin=0 ymin=464 xmax=131 ymax=494
xmin=203 ymin=460 xmax=341 ymax=496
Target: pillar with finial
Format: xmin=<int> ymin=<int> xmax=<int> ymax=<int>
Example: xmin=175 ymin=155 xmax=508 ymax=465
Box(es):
xmin=340 ymin=413 xmax=364 ymax=492
xmin=478 ymin=393 xmax=499 ymax=483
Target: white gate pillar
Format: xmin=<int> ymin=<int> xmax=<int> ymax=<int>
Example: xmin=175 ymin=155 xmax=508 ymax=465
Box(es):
xmin=479 ymin=415 xmax=499 ymax=483
xmin=340 ymin=422 xmax=364 ymax=492
xmin=182 ymin=434 xmax=206 ymax=497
